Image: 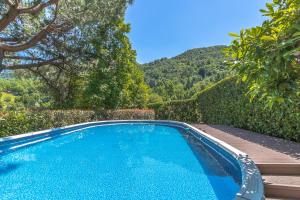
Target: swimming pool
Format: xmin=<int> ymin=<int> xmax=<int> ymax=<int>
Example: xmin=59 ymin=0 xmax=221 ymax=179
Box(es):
xmin=0 ymin=121 xmax=263 ymax=200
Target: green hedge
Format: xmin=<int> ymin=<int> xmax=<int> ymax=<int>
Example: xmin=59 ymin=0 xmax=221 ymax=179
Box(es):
xmin=197 ymin=77 xmax=300 ymax=141
xmin=0 ymin=109 xmax=155 ymax=137
xmin=151 ymin=77 xmax=300 ymax=142
xmin=97 ymin=109 xmax=155 ymax=120
xmin=149 ymin=99 xmax=201 ymax=122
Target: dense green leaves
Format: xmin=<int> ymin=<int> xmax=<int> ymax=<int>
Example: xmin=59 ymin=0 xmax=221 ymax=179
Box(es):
xmin=151 ymin=77 xmax=300 ymax=142
xmin=142 ymin=46 xmax=230 ymax=102
xmin=226 ymin=0 xmax=300 ymax=106
xmin=0 ymin=78 xmax=52 ymax=110
xmin=196 ymin=77 xmax=300 ymax=141
xmin=0 ymin=109 xmax=155 ymax=137
xmin=0 ymin=0 xmax=131 ymax=70
xmin=149 ymin=99 xmax=200 ymax=122
xmin=0 ymin=0 xmax=134 ymax=109
xmin=81 ymin=19 xmax=149 ymax=109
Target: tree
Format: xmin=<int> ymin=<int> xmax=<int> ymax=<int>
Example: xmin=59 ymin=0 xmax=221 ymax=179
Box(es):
xmin=0 ymin=78 xmax=52 ymax=110
xmin=82 ymin=19 xmax=149 ymax=109
xmin=0 ymin=0 xmax=133 ymax=106
xmin=0 ymin=0 xmax=132 ymax=71
xmin=226 ymin=0 xmax=300 ymax=106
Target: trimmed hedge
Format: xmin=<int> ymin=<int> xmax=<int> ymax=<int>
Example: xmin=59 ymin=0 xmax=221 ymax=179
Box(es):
xmin=149 ymin=99 xmax=201 ymax=122
xmin=97 ymin=109 xmax=155 ymax=120
xmin=151 ymin=77 xmax=300 ymax=142
xmin=0 ymin=110 xmax=96 ymax=137
xmin=197 ymin=77 xmax=300 ymax=141
xmin=0 ymin=109 xmax=155 ymax=137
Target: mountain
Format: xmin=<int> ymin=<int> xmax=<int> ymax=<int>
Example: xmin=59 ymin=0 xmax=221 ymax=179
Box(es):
xmin=141 ymin=45 xmax=230 ymax=102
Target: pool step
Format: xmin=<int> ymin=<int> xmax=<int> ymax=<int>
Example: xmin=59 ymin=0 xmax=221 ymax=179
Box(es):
xmin=259 ymin=164 xmax=300 ymax=200
xmin=264 ymin=182 xmax=300 ymax=199
xmin=256 ymin=163 xmax=300 ymax=175
xmin=263 ymin=175 xmax=300 ymax=186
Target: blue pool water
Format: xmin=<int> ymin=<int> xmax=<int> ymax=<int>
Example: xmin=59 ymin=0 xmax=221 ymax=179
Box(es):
xmin=0 ymin=124 xmax=239 ymax=200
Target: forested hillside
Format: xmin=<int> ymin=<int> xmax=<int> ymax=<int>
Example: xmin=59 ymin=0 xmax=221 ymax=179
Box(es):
xmin=141 ymin=45 xmax=230 ymax=102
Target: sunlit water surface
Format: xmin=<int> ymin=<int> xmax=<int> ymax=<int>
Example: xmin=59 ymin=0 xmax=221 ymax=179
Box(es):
xmin=0 ymin=124 xmax=239 ymax=200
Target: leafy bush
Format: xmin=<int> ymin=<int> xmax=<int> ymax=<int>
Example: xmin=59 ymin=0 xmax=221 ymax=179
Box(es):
xmin=0 ymin=92 xmax=16 ymax=110
xmin=151 ymin=77 xmax=300 ymax=141
xmin=196 ymin=77 xmax=300 ymax=141
xmin=226 ymin=0 xmax=300 ymax=105
xmin=149 ymin=99 xmax=201 ymax=122
xmin=0 ymin=109 xmax=155 ymax=137
xmin=0 ymin=110 xmax=95 ymax=137
xmin=96 ymin=109 xmax=155 ymax=120
xmin=0 ymin=111 xmax=30 ymax=137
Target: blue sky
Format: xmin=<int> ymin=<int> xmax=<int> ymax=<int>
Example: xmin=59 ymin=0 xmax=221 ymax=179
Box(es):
xmin=125 ymin=0 xmax=269 ymax=63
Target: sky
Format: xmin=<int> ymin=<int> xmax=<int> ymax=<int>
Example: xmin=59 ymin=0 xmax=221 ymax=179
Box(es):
xmin=125 ymin=0 xmax=269 ymax=63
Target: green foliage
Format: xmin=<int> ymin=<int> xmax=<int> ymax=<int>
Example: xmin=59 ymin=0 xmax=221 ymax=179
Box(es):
xmin=96 ymin=109 xmax=155 ymax=120
xmin=153 ymin=80 xmax=187 ymax=101
xmin=0 ymin=111 xmax=29 ymax=136
xmin=82 ymin=19 xmax=149 ymax=109
xmin=0 ymin=17 xmax=149 ymax=111
xmin=0 ymin=110 xmax=96 ymax=137
xmin=0 ymin=92 xmax=16 ymax=110
xmin=1 ymin=0 xmax=133 ymax=107
xmin=151 ymin=77 xmax=300 ymax=141
xmin=226 ymin=0 xmax=300 ymax=106
xmin=149 ymin=99 xmax=201 ymax=122
xmin=0 ymin=0 xmax=131 ymax=65
xmin=142 ymin=45 xmax=230 ymax=102
xmin=197 ymin=77 xmax=300 ymax=141
xmin=0 ymin=109 xmax=155 ymax=137
xmin=148 ymin=93 xmax=164 ymax=104
xmin=0 ymin=78 xmax=53 ymax=110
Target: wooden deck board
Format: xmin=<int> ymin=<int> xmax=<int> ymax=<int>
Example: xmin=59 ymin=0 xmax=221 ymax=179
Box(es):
xmin=193 ymin=124 xmax=300 ymax=199
xmin=193 ymin=124 xmax=300 ymax=164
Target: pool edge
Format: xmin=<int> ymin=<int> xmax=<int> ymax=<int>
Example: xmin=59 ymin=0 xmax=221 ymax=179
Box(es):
xmin=183 ymin=122 xmax=264 ymax=200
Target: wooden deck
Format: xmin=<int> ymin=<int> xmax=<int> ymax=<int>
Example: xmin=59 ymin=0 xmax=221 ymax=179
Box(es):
xmin=193 ymin=124 xmax=300 ymax=200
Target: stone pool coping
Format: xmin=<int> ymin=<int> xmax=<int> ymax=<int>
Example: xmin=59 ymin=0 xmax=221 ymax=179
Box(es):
xmin=0 ymin=120 xmax=264 ymax=200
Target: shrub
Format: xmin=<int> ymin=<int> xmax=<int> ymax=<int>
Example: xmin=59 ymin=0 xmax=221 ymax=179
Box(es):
xmin=0 ymin=111 xmax=30 ymax=137
xmin=0 ymin=109 xmax=155 ymax=137
xmin=99 ymin=109 xmax=155 ymax=120
xmin=197 ymin=77 xmax=300 ymax=141
xmin=150 ymin=77 xmax=300 ymax=142
xmin=149 ymin=99 xmax=201 ymax=122
xmin=0 ymin=110 xmax=96 ymax=137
